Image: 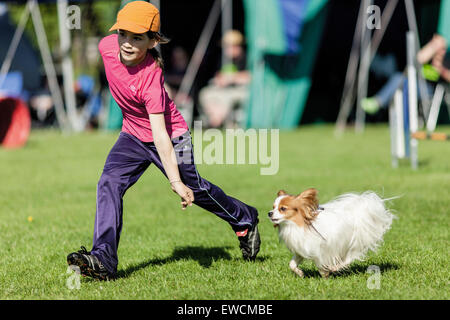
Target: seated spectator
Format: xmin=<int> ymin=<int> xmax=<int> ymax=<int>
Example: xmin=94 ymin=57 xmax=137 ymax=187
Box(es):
xmin=427 ymin=35 xmax=450 ymax=82
xmin=199 ymin=30 xmax=251 ymax=128
xmin=164 ymin=46 xmax=194 ymax=126
xmin=28 ymin=75 xmax=56 ymax=127
xmin=165 ymin=46 xmax=189 ymax=99
xmin=362 ymin=34 xmax=449 ymax=115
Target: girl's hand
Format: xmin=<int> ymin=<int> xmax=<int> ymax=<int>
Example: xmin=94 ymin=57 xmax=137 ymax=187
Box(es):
xmin=170 ymin=181 xmax=194 ymax=210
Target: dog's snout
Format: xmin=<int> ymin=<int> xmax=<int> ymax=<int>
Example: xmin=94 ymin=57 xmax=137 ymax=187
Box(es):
xmin=268 ymin=211 xmax=273 ymax=218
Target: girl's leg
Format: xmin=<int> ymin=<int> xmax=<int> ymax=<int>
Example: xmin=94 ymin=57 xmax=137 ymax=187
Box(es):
xmin=90 ymin=132 xmax=152 ymax=274
xmin=149 ymin=131 xmax=259 ymax=232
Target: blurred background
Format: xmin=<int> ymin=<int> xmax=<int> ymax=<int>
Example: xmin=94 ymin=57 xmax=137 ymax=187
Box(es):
xmin=1 ymin=2 xmax=449 ymax=301
xmin=1 ymin=0 xmax=449 ymax=148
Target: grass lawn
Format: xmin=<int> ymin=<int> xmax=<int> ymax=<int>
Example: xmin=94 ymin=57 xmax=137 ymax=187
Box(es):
xmin=0 ymin=124 xmax=448 ymax=300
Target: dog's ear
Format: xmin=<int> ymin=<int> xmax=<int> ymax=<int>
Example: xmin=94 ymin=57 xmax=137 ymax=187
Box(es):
xmin=297 ymin=188 xmax=318 ymax=200
xmin=295 ymin=188 xmax=319 ymax=224
xmin=277 ymin=189 xmax=287 ymax=197
xmin=296 ymin=188 xmax=319 ymax=207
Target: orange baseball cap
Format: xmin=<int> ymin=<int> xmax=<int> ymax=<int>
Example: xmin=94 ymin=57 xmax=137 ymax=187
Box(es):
xmin=109 ymin=1 xmax=160 ymax=34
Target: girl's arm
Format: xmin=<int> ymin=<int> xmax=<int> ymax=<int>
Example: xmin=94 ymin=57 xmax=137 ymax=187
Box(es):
xmin=149 ymin=113 xmax=194 ymax=209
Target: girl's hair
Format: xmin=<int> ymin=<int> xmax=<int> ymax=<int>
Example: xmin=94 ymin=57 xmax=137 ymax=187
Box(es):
xmin=147 ymin=31 xmax=170 ymax=69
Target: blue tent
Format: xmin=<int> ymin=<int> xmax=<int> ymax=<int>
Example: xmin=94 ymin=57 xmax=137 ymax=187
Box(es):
xmin=0 ymin=4 xmax=40 ymax=92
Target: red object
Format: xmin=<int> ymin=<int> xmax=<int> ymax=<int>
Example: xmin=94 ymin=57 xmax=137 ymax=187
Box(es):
xmin=235 ymin=229 xmax=248 ymax=237
xmin=0 ymin=97 xmax=31 ymax=149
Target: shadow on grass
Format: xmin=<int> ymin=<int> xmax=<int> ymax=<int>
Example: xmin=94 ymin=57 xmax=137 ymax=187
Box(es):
xmin=300 ymin=261 xmax=400 ymax=279
xmin=397 ymin=158 xmax=430 ymax=167
xmin=232 ymin=255 xmax=269 ymax=263
xmin=116 ymin=245 xmax=233 ymax=279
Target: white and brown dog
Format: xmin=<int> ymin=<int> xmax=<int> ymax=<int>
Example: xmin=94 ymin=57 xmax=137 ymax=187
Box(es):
xmin=269 ymin=188 xmax=395 ymax=278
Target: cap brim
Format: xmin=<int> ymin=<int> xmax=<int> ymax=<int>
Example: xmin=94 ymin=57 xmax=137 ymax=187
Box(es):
xmin=108 ymin=21 xmax=149 ymax=34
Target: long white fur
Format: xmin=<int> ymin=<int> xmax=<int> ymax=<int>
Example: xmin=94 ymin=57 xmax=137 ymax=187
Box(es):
xmin=274 ymin=191 xmax=396 ymax=272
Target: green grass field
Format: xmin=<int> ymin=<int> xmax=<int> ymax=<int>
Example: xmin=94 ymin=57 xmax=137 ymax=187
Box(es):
xmin=0 ymin=125 xmax=448 ymax=300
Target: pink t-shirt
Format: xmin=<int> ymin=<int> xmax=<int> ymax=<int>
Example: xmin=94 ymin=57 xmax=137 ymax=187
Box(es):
xmin=99 ymin=34 xmax=189 ymax=142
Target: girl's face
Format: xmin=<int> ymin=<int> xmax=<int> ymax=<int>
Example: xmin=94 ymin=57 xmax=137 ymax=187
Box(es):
xmin=117 ymin=29 xmax=158 ymax=67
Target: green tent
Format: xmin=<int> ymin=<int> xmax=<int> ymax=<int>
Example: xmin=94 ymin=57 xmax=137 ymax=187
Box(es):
xmin=438 ymin=0 xmax=450 ymax=43
xmin=105 ymin=93 xmax=123 ymax=130
xmin=243 ymin=0 xmax=329 ymax=129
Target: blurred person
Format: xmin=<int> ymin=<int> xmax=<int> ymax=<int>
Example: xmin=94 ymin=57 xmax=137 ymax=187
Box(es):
xmin=199 ymin=30 xmax=250 ymax=128
xmin=66 ymin=1 xmax=260 ymax=281
xmin=164 ymin=46 xmax=193 ymax=119
xmin=74 ymin=75 xmax=102 ymax=129
xmin=428 ymin=35 xmax=450 ymax=82
xmin=28 ymin=75 xmax=56 ymax=127
xmin=29 ymin=93 xmax=54 ymax=126
xmin=362 ymin=34 xmax=449 ymax=115
xmin=164 ymin=46 xmax=189 ymax=99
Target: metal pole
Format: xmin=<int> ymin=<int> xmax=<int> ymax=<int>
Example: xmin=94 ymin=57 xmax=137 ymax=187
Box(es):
xmin=404 ymin=0 xmax=431 ymax=124
xmin=221 ymin=0 xmax=233 ymax=67
xmin=426 ymin=83 xmax=444 ymax=133
xmin=150 ymin=0 xmax=160 ymax=9
xmin=335 ymin=0 xmax=365 ymax=134
xmin=336 ymin=0 xmax=400 ymax=135
xmin=57 ymin=0 xmax=78 ymax=131
xmin=368 ymin=0 xmax=398 ymax=64
xmin=0 ymin=1 xmax=31 ymax=89
xmin=174 ymin=0 xmax=224 ymax=122
xmin=407 ymin=31 xmax=419 ymax=169
xmin=355 ymin=0 xmax=372 ymax=133
xmin=29 ymin=0 xmax=69 ymax=132
xmin=389 ymin=92 xmax=400 ymax=168
xmin=394 ymin=89 xmax=405 ymax=159
xmin=150 ymin=1 xmax=161 ymax=55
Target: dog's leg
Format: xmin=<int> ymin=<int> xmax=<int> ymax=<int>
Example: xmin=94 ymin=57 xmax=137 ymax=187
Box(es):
xmin=289 ymin=255 xmax=304 ymax=278
xmin=319 ymin=269 xmax=330 ymax=278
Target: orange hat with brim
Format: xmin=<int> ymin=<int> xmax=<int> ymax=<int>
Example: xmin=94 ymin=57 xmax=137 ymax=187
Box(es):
xmin=109 ymin=1 xmax=160 ymax=34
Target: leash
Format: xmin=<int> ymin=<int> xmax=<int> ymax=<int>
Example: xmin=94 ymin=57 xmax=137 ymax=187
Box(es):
xmin=310 ymin=206 xmax=327 ymax=241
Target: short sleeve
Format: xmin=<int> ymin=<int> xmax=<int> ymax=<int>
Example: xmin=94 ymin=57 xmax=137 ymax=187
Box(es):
xmin=141 ymin=66 xmax=166 ymax=114
xmin=98 ymin=37 xmax=105 ymax=56
xmin=98 ymin=34 xmax=117 ymax=57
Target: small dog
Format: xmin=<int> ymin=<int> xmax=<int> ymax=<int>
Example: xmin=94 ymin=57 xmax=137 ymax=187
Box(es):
xmin=269 ymin=188 xmax=395 ymax=278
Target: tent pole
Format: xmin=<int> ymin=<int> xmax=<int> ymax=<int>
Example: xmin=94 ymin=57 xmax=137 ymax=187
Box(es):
xmin=221 ymin=0 xmax=232 ymax=67
xmin=29 ymin=0 xmax=69 ymax=132
xmin=426 ymin=83 xmax=445 ymax=133
xmin=335 ymin=0 xmax=365 ymax=135
xmin=355 ymin=0 xmax=372 ymax=133
xmin=150 ymin=0 xmax=160 ymax=9
xmin=174 ymin=0 xmax=224 ymax=125
xmin=368 ymin=0 xmax=398 ymax=64
xmin=150 ymin=0 xmax=160 ymax=53
xmin=404 ymin=0 xmax=431 ymax=125
xmin=57 ymin=0 xmax=78 ymax=131
xmin=0 ymin=1 xmax=30 ymax=89
xmin=336 ymin=0 xmax=399 ymax=135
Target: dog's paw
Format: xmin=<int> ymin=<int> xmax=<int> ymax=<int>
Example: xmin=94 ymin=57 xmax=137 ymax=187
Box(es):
xmin=292 ymin=267 xmax=304 ymax=278
xmin=319 ymin=269 xmax=330 ymax=278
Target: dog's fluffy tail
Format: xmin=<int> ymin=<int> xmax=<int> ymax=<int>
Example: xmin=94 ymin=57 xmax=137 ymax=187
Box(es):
xmin=325 ymin=191 xmax=396 ymax=267
xmin=351 ymin=191 xmax=396 ymax=253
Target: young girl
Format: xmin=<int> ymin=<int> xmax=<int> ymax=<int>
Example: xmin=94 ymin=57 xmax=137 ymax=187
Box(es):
xmin=67 ymin=1 xmax=260 ymax=280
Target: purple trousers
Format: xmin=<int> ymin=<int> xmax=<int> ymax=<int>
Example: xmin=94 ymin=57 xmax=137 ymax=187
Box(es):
xmin=90 ymin=131 xmax=259 ymax=274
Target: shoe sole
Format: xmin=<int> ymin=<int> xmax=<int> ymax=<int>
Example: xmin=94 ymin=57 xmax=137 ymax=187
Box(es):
xmin=67 ymin=254 xmax=113 ymax=281
xmin=239 ymin=225 xmax=261 ymax=261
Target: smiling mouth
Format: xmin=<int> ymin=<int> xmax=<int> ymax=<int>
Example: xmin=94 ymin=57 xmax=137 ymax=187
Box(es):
xmin=121 ymin=49 xmax=134 ymax=56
